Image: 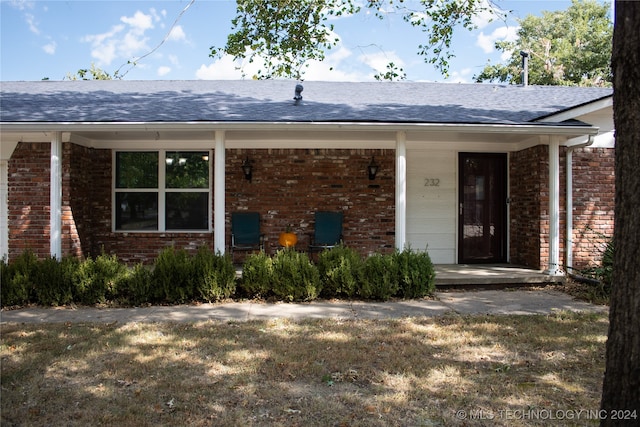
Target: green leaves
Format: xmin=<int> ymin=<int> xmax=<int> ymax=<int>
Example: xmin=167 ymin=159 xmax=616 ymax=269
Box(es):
xmin=211 ymin=0 xmax=360 ymax=80
xmin=212 ymin=0 xmax=503 ymax=79
xmin=373 ymin=62 xmax=407 ymax=81
xmin=405 ymin=0 xmax=503 ymax=77
xmin=475 ymin=0 xmax=612 ymax=86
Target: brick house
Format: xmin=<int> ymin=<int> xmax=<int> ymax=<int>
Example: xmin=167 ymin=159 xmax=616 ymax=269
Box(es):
xmin=0 ymin=80 xmax=614 ymax=275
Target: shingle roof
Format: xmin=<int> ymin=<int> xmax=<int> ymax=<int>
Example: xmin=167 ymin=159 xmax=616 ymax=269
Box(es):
xmin=0 ymin=80 xmax=612 ymax=125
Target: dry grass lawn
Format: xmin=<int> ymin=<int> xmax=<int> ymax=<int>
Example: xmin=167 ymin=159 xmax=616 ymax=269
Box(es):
xmin=1 ymin=311 xmax=608 ymax=426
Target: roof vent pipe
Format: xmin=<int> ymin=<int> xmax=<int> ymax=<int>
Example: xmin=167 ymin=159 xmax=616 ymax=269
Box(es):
xmin=520 ymin=51 xmax=529 ymax=87
xmin=293 ymin=84 xmax=303 ymax=105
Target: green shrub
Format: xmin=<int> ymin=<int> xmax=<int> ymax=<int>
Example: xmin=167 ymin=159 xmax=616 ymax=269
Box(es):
xmin=1 ymin=251 xmax=38 ymax=307
xmin=73 ymin=252 xmax=125 ymax=305
xmin=118 ymin=263 xmax=152 ymax=306
xmin=239 ymin=251 xmax=273 ymax=298
xmin=271 ymin=249 xmax=321 ymax=302
xmin=394 ymin=248 xmax=436 ymax=298
xmin=32 ymin=256 xmax=77 ymax=306
xmin=152 ymin=247 xmax=194 ymax=304
xmin=578 ymin=237 xmax=614 ymax=300
xmin=317 ymin=244 xmax=363 ymax=298
xmin=192 ymin=246 xmax=236 ymax=302
xmin=359 ymin=253 xmax=399 ymax=300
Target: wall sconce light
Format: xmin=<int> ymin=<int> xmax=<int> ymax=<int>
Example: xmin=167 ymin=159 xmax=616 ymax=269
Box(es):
xmin=368 ymin=156 xmax=379 ymax=180
xmin=241 ymin=156 xmax=253 ymax=182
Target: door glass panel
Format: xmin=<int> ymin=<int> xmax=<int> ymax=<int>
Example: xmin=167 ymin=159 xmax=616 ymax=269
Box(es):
xmin=459 ymin=154 xmax=506 ymax=263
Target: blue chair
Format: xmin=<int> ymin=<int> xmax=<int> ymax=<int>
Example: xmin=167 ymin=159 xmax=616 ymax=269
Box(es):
xmin=231 ymin=212 xmax=264 ymax=262
xmin=309 ymin=211 xmax=343 ymax=253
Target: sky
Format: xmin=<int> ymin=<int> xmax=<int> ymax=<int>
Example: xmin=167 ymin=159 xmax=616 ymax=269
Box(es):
xmin=0 ymin=0 xmax=611 ymax=83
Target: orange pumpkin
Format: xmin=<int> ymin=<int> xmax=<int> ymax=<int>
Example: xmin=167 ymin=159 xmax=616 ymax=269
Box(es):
xmin=278 ymin=232 xmax=298 ymax=248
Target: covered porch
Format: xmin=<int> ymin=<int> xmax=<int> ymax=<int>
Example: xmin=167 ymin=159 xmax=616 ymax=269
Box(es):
xmin=234 ymin=263 xmax=564 ymax=287
xmin=434 ymin=264 xmax=564 ymax=287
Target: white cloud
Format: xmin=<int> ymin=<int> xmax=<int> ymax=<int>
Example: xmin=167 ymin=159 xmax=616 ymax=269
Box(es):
xmin=82 ymin=10 xmax=160 ymax=66
xmin=120 ymin=10 xmax=154 ymax=34
xmin=168 ymin=54 xmax=180 ymax=66
xmin=196 ymin=54 xmax=261 ymax=79
xmin=445 ymin=68 xmax=472 ymax=83
xmin=472 ymin=0 xmax=507 ymax=29
xmin=303 ymin=47 xmax=369 ymax=81
xmin=82 ymin=25 xmax=125 ymax=65
xmin=195 ymin=49 xmax=366 ymax=81
xmin=358 ymin=51 xmax=404 ymax=74
xmin=157 ymin=66 xmax=171 ymax=76
xmin=476 ymin=25 xmax=518 ymax=54
xmin=9 ymin=0 xmax=35 ymax=11
xmin=167 ymin=25 xmax=186 ymax=41
xmin=150 ymin=8 xmax=162 ymax=23
xmin=42 ymin=41 xmax=56 ymax=55
xmin=25 ymin=12 xmax=39 ymax=34
xmin=196 ymin=29 xmax=371 ymax=82
xmin=120 ymin=31 xmax=150 ymax=59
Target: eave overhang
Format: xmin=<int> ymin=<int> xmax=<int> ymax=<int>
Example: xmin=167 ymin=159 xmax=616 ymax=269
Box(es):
xmin=0 ymin=120 xmax=600 ymax=136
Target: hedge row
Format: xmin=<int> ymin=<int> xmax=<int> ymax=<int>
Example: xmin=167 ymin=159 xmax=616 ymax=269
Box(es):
xmin=1 ymin=245 xmax=435 ymax=307
xmin=1 ymin=247 xmax=235 ymax=307
xmin=240 ymin=245 xmax=436 ymax=301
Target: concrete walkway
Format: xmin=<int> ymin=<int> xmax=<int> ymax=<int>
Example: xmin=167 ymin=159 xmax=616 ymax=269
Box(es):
xmin=0 ymin=289 xmax=607 ymax=324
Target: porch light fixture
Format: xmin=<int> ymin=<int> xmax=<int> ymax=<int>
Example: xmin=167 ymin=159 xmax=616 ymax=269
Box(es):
xmin=367 ymin=156 xmax=379 ymax=180
xmin=241 ymin=156 xmax=253 ymax=182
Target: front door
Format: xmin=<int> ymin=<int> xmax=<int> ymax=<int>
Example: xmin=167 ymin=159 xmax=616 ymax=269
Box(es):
xmin=458 ymin=153 xmax=507 ymax=263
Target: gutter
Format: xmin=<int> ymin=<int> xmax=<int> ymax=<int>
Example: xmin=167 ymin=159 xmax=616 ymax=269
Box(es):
xmin=0 ymin=120 xmax=601 ymax=136
xmin=566 ymin=135 xmax=595 ymax=271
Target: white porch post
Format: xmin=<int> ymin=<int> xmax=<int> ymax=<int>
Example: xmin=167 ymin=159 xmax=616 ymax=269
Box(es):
xmin=0 ymin=141 xmax=17 ymax=260
xmin=395 ymin=131 xmax=407 ymax=250
xmin=50 ymin=132 xmax=62 ymax=260
xmin=547 ymin=138 xmax=561 ymax=275
xmin=0 ymin=159 xmax=8 ymax=260
xmin=213 ymin=130 xmax=226 ymax=254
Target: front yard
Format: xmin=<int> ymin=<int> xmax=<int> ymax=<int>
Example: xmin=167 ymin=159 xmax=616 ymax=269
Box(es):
xmin=1 ymin=311 xmax=608 ymax=426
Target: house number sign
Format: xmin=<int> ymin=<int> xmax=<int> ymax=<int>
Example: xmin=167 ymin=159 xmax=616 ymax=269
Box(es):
xmin=424 ymin=178 xmax=441 ymax=187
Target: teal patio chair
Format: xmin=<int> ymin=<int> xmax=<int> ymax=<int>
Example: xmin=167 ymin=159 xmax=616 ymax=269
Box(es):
xmin=308 ymin=211 xmax=343 ymax=253
xmin=230 ymin=212 xmax=264 ymax=262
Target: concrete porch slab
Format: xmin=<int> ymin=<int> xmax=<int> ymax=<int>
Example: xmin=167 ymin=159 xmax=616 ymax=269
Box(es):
xmin=434 ymin=264 xmax=564 ymax=287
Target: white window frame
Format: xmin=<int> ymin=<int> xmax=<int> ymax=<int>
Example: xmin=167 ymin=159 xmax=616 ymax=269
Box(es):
xmin=112 ymin=149 xmax=212 ymax=233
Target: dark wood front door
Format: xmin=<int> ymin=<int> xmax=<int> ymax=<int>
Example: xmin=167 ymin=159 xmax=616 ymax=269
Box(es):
xmin=458 ymin=153 xmax=507 ymax=263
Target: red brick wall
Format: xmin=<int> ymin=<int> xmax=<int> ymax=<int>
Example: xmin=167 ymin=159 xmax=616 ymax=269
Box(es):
xmin=226 ymin=148 xmax=396 ymax=261
xmin=569 ymin=147 xmax=615 ymax=269
xmin=8 ymin=142 xmax=51 ymax=259
xmin=65 ymin=143 xmax=112 ymax=259
xmin=509 ymin=145 xmax=547 ymax=269
xmin=510 ymin=145 xmax=615 ymax=271
xmin=7 ymin=141 xmax=612 ymax=268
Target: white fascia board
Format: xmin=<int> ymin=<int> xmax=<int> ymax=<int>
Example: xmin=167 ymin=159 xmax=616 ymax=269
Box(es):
xmin=536 ymin=97 xmax=613 ymax=123
xmin=1 ymin=120 xmax=600 ymax=135
xmin=1 ymin=121 xmax=600 ymax=151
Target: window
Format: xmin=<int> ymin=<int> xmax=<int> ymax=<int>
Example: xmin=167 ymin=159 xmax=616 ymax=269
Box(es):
xmin=114 ymin=150 xmax=211 ymax=232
